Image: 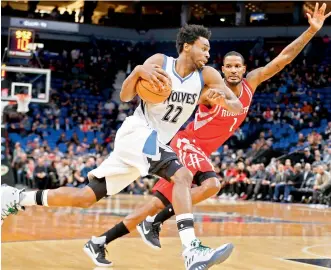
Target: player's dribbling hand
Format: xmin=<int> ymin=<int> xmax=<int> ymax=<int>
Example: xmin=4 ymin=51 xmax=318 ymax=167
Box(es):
xmin=206 ymin=88 xmax=226 ymax=104
xmin=307 ymin=3 xmax=331 ymax=33
xmin=137 ymin=64 xmax=171 ymax=90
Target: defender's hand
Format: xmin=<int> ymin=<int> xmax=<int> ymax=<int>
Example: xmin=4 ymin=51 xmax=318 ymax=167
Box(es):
xmin=307 ymin=3 xmax=331 ymax=33
xmin=206 ymin=88 xmax=226 ymax=102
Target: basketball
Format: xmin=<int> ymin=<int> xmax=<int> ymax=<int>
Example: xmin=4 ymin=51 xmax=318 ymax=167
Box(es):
xmin=136 ymin=79 xmax=172 ymax=104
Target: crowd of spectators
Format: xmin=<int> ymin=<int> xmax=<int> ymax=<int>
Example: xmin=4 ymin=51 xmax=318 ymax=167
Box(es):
xmin=213 ymin=130 xmax=331 ymax=205
xmin=2 ymin=34 xmax=331 ymax=205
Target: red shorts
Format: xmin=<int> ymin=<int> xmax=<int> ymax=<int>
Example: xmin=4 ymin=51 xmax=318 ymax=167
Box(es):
xmin=152 ymin=133 xmax=216 ymax=204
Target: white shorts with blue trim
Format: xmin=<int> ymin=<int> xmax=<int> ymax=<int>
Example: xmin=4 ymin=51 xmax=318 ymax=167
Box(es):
xmin=90 ymin=115 xmax=181 ymax=196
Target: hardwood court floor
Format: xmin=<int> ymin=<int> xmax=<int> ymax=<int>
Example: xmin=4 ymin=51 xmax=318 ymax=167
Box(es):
xmin=2 ymin=194 xmax=331 ymax=270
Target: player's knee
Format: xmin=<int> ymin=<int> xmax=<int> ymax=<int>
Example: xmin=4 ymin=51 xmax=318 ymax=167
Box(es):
xmin=151 ymin=196 xmax=166 ymax=211
xmin=171 ymin=167 xmax=193 ymax=187
xmin=202 ymin=177 xmax=221 ymax=197
xmin=71 ymin=187 xmax=96 ymax=208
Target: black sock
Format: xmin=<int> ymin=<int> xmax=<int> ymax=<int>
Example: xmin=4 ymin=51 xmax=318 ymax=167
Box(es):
xmin=153 ymin=204 xmax=175 ymax=225
xmin=35 ymin=190 xmax=45 ymax=205
xmin=100 ymin=221 xmax=129 ymax=245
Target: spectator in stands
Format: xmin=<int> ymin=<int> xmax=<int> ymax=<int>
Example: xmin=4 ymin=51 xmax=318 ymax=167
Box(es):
xmin=283 ymin=163 xmax=303 ymax=202
xmin=67 ymin=169 xmax=86 ymax=188
xmin=314 ymin=150 xmax=323 ymax=164
xmin=301 ymin=101 xmax=313 ymax=114
xmin=48 ymin=161 xmax=59 ymax=188
xmin=284 ymin=159 xmax=294 ymax=172
xmin=273 ymin=91 xmax=282 ymax=104
xmin=12 ymin=142 xmax=24 ymax=162
xmin=313 ymin=165 xmax=331 ymax=203
xmin=272 ymin=163 xmax=294 ymax=202
xmin=246 ymin=163 xmax=269 ymax=200
xmin=12 ymin=153 xmax=28 ymax=186
xmin=34 ymin=157 xmax=49 ymax=190
xmin=262 ymin=107 xmax=274 ymax=122
xmin=80 ymin=157 xmax=96 ymax=180
xmin=56 ymin=133 xmax=67 ymax=146
xmin=53 ymin=118 xmax=61 ymax=131
xmin=325 ymin=122 xmax=331 ymax=139
xmin=296 ymin=163 xmax=315 ymax=203
xmin=56 ymin=158 xmax=71 ymax=186
xmin=303 ymin=148 xmax=315 ymax=164
xmin=63 ymin=118 xmax=72 ymax=131
xmin=322 ymin=146 xmax=331 ymax=164
xmin=127 ymin=179 xmax=147 ymax=195
xmin=89 ymin=138 xmax=102 ymax=154
xmin=228 ymin=162 xmax=250 ymax=200
xmin=70 ymin=133 xmax=80 ymax=146
xmin=25 ymin=158 xmax=35 ymax=188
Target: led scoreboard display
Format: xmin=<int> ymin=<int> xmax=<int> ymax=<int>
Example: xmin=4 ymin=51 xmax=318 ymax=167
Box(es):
xmin=8 ymin=28 xmax=35 ymax=58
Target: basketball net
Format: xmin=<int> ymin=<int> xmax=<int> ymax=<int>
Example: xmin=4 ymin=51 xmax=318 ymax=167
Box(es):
xmin=15 ymin=94 xmax=31 ymax=113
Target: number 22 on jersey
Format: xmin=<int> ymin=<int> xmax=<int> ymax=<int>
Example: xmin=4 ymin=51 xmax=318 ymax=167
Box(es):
xmin=162 ymin=104 xmax=183 ymax=123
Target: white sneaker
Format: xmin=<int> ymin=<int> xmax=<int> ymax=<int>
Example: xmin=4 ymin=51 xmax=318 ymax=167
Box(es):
xmin=230 ymin=194 xmax=239 ymax=201
xmin=1 ymin=184 xmax=24 ymax=224
xmin=218 ymin=193 xmax=226 ymax=199
xmin=183 ymin=239 xmax=234 ymax=270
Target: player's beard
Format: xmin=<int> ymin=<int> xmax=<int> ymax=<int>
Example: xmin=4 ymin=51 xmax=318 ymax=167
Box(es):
xmin=225 ymin=78 xmax=242 ymax=86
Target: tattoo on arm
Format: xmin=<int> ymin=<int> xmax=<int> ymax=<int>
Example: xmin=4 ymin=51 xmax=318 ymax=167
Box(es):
xmin=282 ymin=30 xmax=315 ymax=63
xmin=257 ymin=29 xmax=315 ymax=83
xmin=263 ymin=63 xmax=281 ymax=77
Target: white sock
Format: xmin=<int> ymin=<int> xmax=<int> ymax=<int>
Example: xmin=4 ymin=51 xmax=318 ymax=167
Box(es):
xmin=176 ymin=213 xmax=196 ymax=248
xmin=19 ymin=190 xmax=49 ymax=206
xmin=42 ymin=190 xmax=49 ymax=206
xmin=146 ymin=215 xmax=156 ymax=222
xmin=91 ymin=236 xmax=106 ymax=245
xmin=19 ymin=191 xmax=37 ymax=206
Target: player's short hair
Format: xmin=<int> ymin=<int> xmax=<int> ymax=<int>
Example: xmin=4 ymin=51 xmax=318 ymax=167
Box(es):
xmin=223 ymin=51 xmax=245 ymax=64
xmin=176 ymin=24 xmax=211 ymax=54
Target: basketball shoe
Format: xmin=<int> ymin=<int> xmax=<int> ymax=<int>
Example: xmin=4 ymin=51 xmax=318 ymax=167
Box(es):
xmin=83 ymin=236 xmax=113 ymax=267
xmin=183 ymin=239 xmax=234 ymax=270
xmin=1 ymin=184 xmax=24 ymax=225
xmin=136 ymin=220 xmax=161 ymax=249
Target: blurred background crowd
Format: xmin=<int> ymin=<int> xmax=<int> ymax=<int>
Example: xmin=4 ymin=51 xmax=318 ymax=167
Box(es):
xmin=1 ymin=1 xmax=331 ymax=206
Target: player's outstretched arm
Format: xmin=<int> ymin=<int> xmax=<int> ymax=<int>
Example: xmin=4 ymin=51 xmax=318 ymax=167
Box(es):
xmin=246 ymin=2 xmax=330 ymax=90
xmin=120 ymin=54 xmax=170 ymax=102
xmin=200 ymin=66 xmax=243 ymax=113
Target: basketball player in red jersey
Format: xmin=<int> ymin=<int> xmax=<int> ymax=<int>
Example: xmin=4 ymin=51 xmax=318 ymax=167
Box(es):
xmin=83 ymin=3 xmax=331 ymax=266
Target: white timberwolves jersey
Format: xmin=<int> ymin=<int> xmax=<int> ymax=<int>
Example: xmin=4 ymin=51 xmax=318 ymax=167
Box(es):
xmin=134 ymin=55 xmax=203 ymax=144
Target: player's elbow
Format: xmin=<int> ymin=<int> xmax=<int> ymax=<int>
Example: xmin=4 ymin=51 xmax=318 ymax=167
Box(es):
xmin=120 ymin=89 xmax=133 ymax=102
xmin=119 ymin=91 xmax=127 ymax=102
xmin=279 ymin=53 xmax=291 ymax=66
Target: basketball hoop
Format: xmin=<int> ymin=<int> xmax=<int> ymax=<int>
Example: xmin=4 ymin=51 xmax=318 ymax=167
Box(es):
xmin=15 ymin=94 xmax=31 ymax=113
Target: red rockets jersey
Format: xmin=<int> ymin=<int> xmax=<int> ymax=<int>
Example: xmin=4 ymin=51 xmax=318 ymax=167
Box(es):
xmin=182 ymin=79 xmax=254 ymax=156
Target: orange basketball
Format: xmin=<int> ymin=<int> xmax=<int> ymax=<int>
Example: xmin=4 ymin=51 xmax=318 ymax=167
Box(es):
xmin=136 ymin=79 xmax=172 ymax=104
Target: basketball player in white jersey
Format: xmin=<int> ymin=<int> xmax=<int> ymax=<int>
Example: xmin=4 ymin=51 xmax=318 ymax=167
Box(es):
xmin=77 ymin=4 xmax=331 ymax=267
xmin=2 ymin=24 xmax=243 ymax=269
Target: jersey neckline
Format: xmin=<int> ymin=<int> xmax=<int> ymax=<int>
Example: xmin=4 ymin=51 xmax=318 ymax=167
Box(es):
xmin=172 ymin=58 xmax=195 ymax=83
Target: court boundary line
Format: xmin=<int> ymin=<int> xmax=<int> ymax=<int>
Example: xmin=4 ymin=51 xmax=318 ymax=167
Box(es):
xmin=277 ymin=257 xmax=331 ymax=269
xmin=302 ymin=244 xmax=331 ymax=259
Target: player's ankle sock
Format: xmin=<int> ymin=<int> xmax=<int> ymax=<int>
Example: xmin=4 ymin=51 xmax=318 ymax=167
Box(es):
xmin=91 ymin=236 xmax=106 ymax=245
xmin=19 ymin=190 xmax=49 ymax=206
xmin=176 ymin=213 xmax=196 ymax=248
xmin=146 ymin=215 xmax=156 ymax=222
xmin=153 ymin=204 xmax=175 ymax=225
xmin=100 ymin=221 xmax=129 ymax=245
